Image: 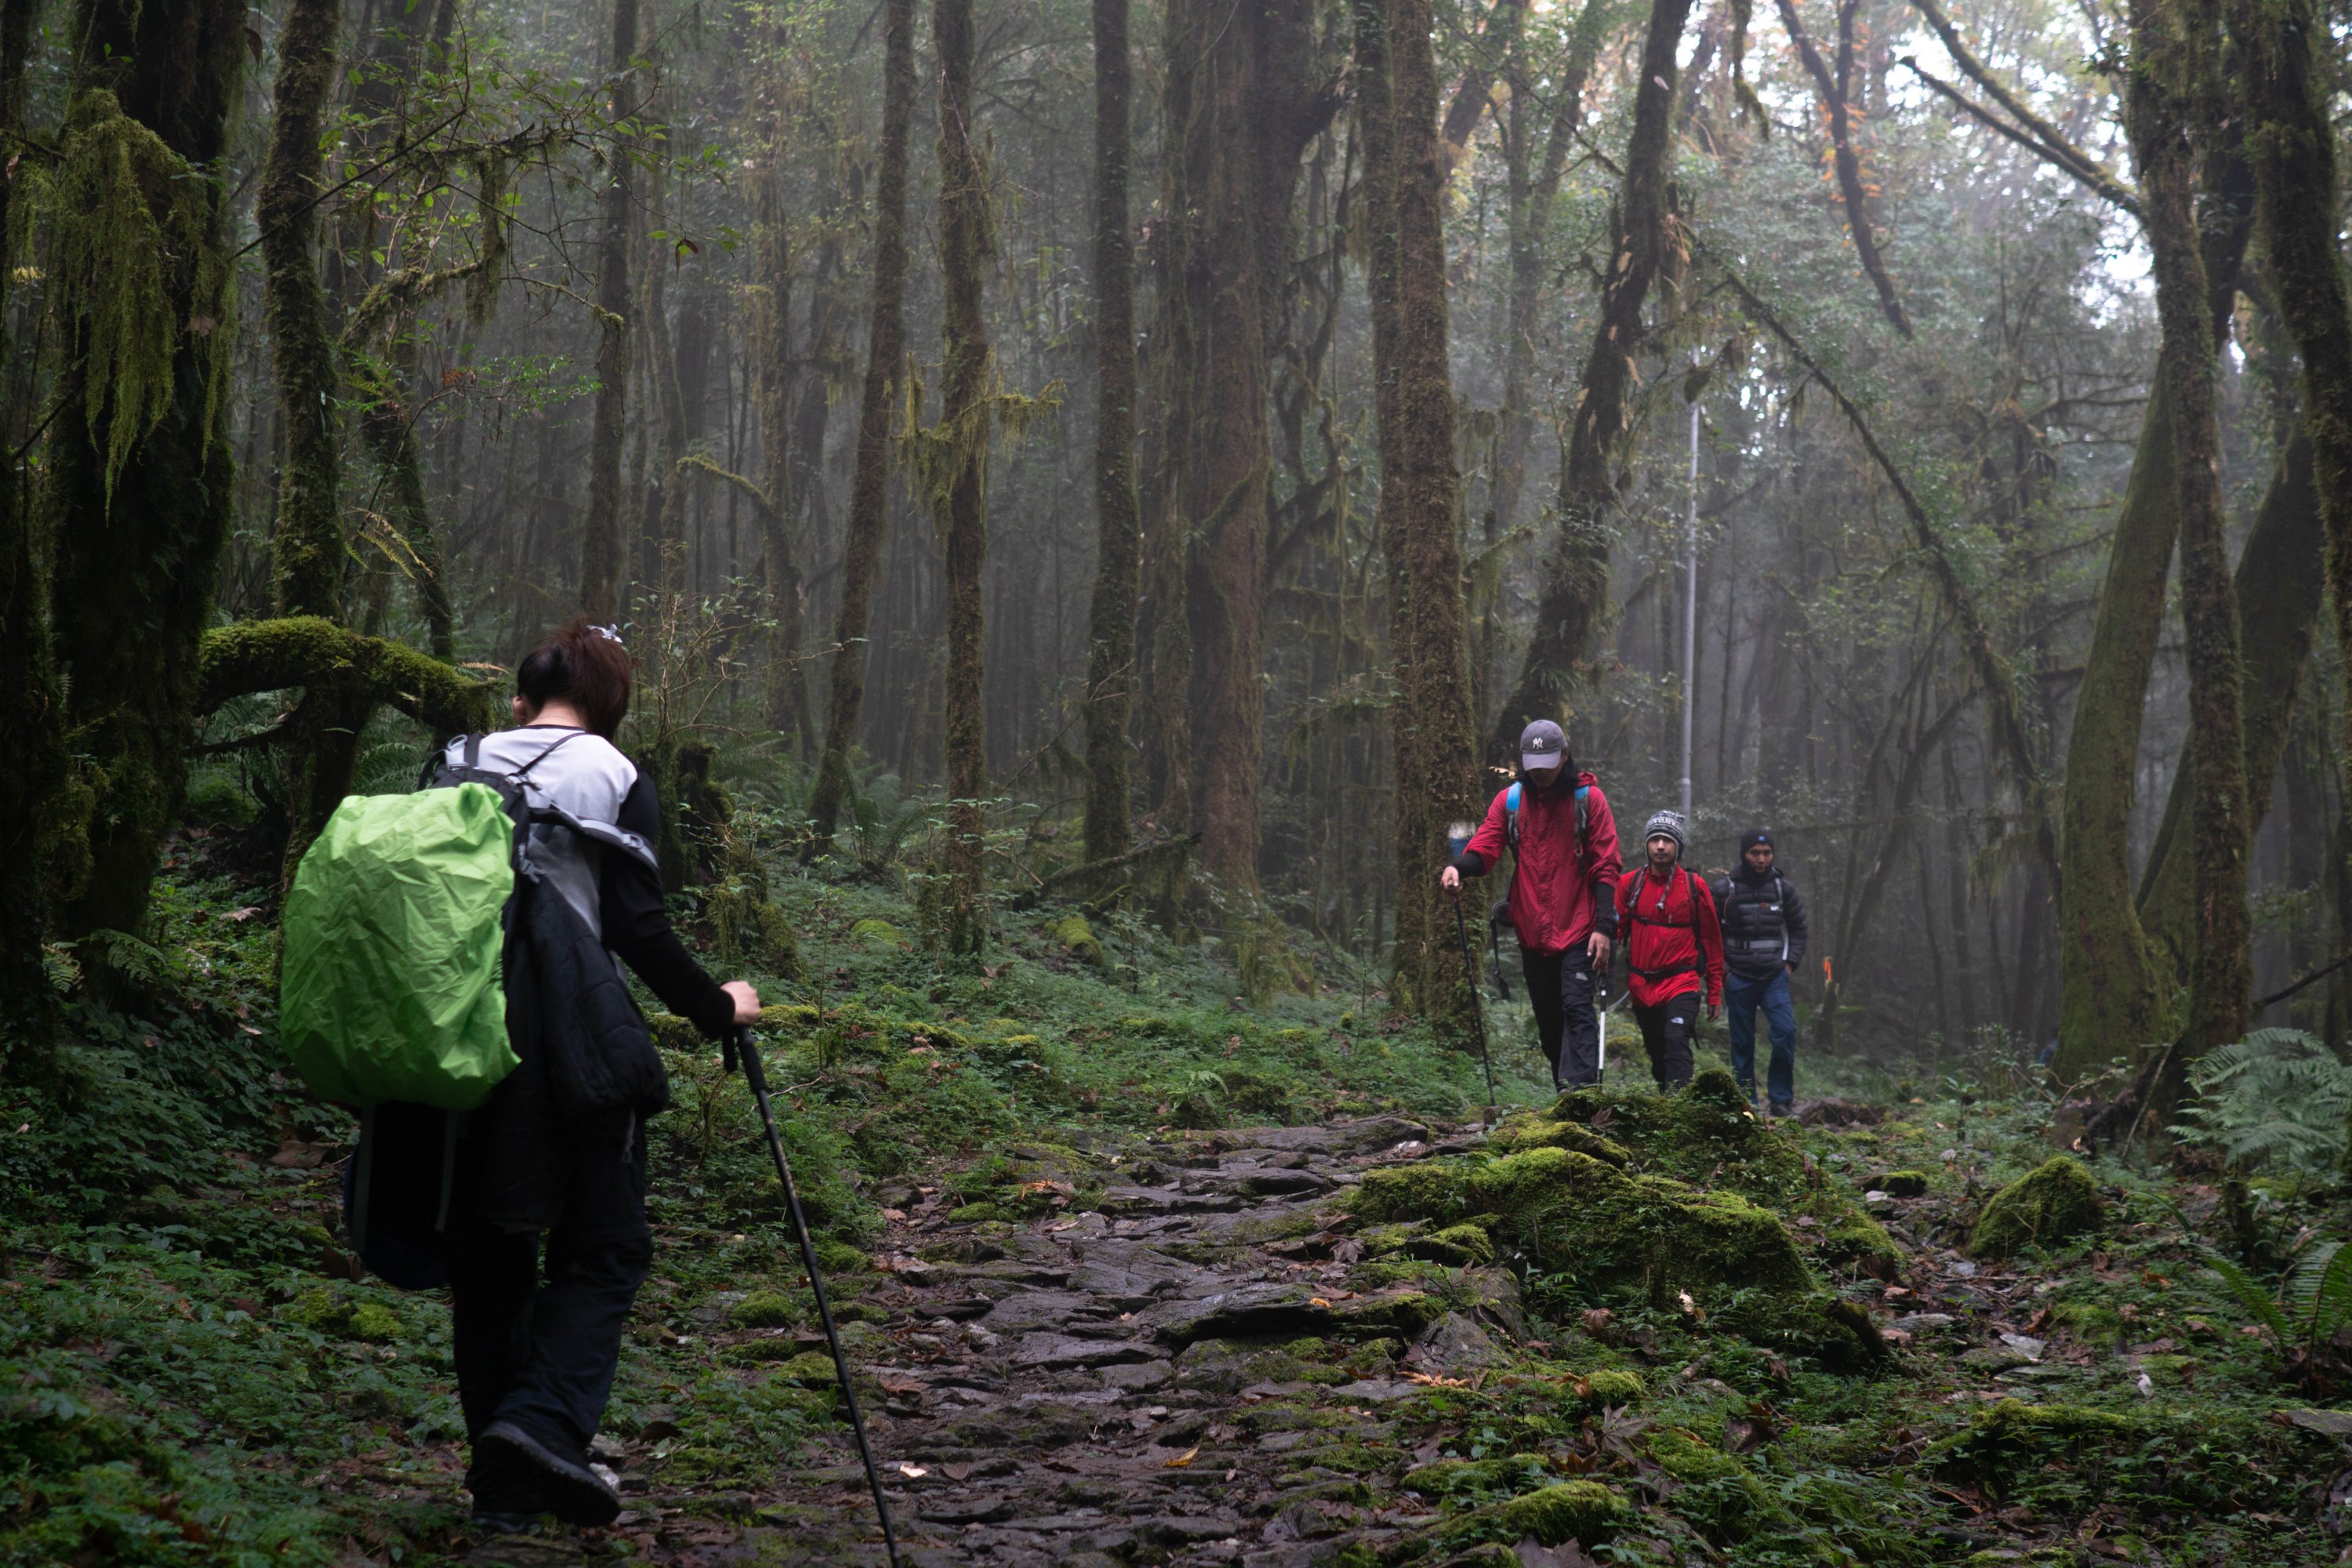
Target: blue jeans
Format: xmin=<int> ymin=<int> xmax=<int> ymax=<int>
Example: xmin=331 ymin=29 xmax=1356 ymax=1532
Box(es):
xmin=1725 ymin=967 xmax=1797 ymax=1108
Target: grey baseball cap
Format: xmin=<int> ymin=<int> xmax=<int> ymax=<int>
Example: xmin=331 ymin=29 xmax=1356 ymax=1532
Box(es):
xmin=1519 ymin=720 xmax=1568 ymax=773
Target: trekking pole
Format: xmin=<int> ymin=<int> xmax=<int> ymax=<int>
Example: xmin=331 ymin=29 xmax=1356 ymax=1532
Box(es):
xmin=729 ymin=1026 xmax=903 ymax=1568
xmin=1450 ymin=889 xmax=1500 ymax=1123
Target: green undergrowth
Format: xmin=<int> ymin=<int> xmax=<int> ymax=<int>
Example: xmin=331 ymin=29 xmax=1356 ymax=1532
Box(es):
xmin=9 ymin=817 xmax=2352 ymax=1563
xmin=0 ymin=827 xmax=1547 ymax=1563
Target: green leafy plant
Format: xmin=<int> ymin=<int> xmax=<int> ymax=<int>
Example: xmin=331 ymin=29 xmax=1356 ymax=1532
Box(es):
xmin=2203 ymin=1238 xmax=2352 ymax=1396
xmin=2169 ymin=1029 xmax=2352 ymax=1174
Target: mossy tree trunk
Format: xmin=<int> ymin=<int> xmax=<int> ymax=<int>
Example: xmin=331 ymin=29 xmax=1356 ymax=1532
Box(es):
xmin=0 ymin=0 xmax=67 ymax=1076
xmin=1488 ymin=0 xmax=1695 ymax=759
xmin=1386 ymin=0 xmax=1482 ymax=1036
xmin=2136 ymin=426 xmax=2322 ymax=981
xmin=2125 ymin=0 xmax=2250 ymax=1062
xmin=934 ymin=0 xmax=993 ymax=953
xmin=1080 ymin=0 xmax=1142 ymax=866
xmin=2229 ymin=0 xmax=2352 ymax=942
xmin=47 ymin=0 xmax=245 ymax=949
xmin=2052 ymin=136 xmax=2252 ymax=1080
xmin=2054 ymin=387 xmax=2180 ymax=1076
xmin=806 ymin=0 xmax=914 ymax=847
xmin=579 ymin=0 xmax=640 ymax=622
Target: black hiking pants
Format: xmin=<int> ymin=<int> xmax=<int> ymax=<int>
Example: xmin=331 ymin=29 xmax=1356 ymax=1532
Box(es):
xmin=444 ymin=1116 xmax=652 ymax=1462
xmin=1521 ymin=945 xmax=1602 ymax=1091
xmin=1632 ymin=994 xmax=1697 ymax=1091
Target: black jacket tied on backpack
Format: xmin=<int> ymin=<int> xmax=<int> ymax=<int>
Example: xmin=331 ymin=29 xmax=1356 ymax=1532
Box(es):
xmin=1710 ymin=865 xmax=1809 ymax=981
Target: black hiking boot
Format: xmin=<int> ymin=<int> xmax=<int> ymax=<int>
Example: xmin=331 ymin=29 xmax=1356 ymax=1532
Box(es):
xmin=471 ymin=1420 xmax=622 ymax=1527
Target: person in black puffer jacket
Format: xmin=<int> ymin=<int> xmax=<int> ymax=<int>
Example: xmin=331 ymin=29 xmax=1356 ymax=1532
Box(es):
xmin=1710 ymin=829 xmax=1808 ymax=1114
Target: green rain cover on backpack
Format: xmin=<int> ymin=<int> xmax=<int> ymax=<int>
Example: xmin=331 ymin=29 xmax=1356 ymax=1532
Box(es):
xmin=281 ymin=782 xmax=521 ymax=1109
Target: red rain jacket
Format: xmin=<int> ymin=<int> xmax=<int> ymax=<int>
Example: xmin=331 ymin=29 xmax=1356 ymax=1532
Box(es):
xmin=1613 ymin=863 xmax=1724 ymax=1007
xmin=1458 ymin=772 xmax=1621 ymax=956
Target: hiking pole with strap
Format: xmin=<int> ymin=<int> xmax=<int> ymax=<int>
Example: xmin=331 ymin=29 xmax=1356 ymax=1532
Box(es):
xmin=1449 ymin=889 xmax=1500 ymax=1123
xmin=728 ymin=1026 xmax=903 ymax=1568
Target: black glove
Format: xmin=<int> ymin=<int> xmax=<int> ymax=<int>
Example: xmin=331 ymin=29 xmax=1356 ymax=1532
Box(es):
xmin=1489 ymin=900 xmax=1513 ymax=931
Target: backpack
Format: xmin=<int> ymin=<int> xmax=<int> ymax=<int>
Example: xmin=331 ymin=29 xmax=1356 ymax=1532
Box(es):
xmin=1624 ymin=866 xmax=1715 ymax=982
xmin=280 ymin=732 xmax=583 ymax=1112
xmin=1504 ymin=779 xmax=1592 ymax=858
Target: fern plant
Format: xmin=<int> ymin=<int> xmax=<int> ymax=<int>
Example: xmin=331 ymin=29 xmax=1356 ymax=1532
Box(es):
xmin=2205 ymin=1238 xmax=2352 ymax=1367
xmin=2169 ymin=1028 xmax=2352 ymax=1174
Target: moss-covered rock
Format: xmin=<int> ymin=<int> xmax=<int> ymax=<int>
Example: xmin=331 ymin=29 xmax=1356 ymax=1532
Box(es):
xmin=1875 ymin=1170 xmax=1930 ymax=1197
xmin=728 ymin=1290 xmax=803 ymax=1329
xmin=849 ymin=917 xmax=908 ymax=952
xmin=344 ymin=1301 xmax=401 ymax=1342
xmin=1486 ymin=1114 xmax=1632 ymax=1167
xmin=1648 ymin=1430 xmax=1777 ymax=1537
xmin=1819 ymin=1210 xmax=1904 ymax=1272
xmin=1399 ymin=1452 xmax=1552 ymax=1498
xmin=1930 ymin=1399 xmax=2139 ymax=1490
xmin=1351 ymin=1145 xmax=1812 ymax=1306
xmin=1971 ymin=1156 xmax=2103 ymax=1258
xmin=1572 ymin=1368 xmax=1646 ymax=1406
xmin=1430 ymin=1480 xmax=1629 ymax=1552
xmin=1051 ymin=914 xmax=1103 ymax=964
xmin=1410 ymin=1224 xmax=1496 ymax=1267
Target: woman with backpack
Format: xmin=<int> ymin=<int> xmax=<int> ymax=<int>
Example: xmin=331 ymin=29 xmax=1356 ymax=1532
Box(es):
xmin=445 ymin=617 xmax=760 ymax=1531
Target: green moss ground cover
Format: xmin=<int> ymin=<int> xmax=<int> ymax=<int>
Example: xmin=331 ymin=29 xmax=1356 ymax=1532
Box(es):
xmin=3 ymin=808 xmax=2349 ymax=1564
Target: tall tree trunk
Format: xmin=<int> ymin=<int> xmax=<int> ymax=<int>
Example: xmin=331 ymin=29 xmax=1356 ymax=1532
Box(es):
xmin=1494 ymin=0 xmax=1606 ymax=539
xmin=1081 ymin=0 xmax=1142 ymax=863
xmin=1352 ymin=0 xmax=1411 ymax=990
xmin=2137 ymin=426 xmax=2322 ymax=975
xmin=579 ymin=0 xmax=640 ymax=622
xmin=807 ymin=0 xmax=914 ymax=845
xmin=1386 ymin=0 xmax=1481 ymax=1033
xmin=1489 ymin=0 xmax=1696 ymax=759
xmin=933 ymin=0 xmax=993 ymax=952
xmin=2230 ymin=0 xmax=2352 ymax=925
xmin=2126 ymin=0 xmax=2249 ymax=1062
xmin=48 ymin=0 xmax=245 ymax=946
xmin=752 ymin=120 xmax=811 ymax=743
xmin=1159 ymin=0 xmax=1327 ymax=891
xmin=0 ymin=0 xmax=67 ymax=1075
xmin=260 ymin=0 xmax=361 ymax=872
xmin=2050 ymin=148 xmax=2252 ymax=1078
xmin=354 ymin=347 xmax=456 ymax=658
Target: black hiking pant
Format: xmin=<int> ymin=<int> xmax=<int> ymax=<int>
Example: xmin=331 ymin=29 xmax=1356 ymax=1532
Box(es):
xmin=1632 ymin=994 xmax=1698 ymax=1090
xmin=444 ymin=1116 xmax=652 ymax=1462
xmin=1521 ymin=945 xmax=1602 ymax=1091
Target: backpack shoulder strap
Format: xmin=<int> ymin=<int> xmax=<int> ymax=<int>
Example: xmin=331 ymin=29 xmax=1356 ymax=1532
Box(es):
xmin=1574 ymin=783 xmax=1590 ymax=861
xmin=509 ymin=729 xmax=584 ymax=782
xmin=1504 ymin=782 xmax=1522 ymax=848
xmin=464 ymin=733 xmax=483 ymax=770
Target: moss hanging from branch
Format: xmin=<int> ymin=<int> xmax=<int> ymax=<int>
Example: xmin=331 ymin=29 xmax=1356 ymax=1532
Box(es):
xmin=38 ymin=89 xmax=234 ymax=506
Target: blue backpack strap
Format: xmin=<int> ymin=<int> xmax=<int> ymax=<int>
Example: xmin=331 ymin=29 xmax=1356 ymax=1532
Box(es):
xmin=1505 ymin=782 xmax=1522 ymax=849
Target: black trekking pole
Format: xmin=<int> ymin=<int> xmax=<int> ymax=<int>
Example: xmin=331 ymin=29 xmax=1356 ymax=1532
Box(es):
xmin=1450 ymin=890 xmax=1500 ymax=1123
xmin=729 ymin=1026 xmax=903 ymax=1567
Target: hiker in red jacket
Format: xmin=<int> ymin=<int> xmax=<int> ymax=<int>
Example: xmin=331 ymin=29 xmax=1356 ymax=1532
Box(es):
xmin=1613 ymin=810 xmax=1722 ymax=1090
xmin=1441 ymin=720 xmax=1622 ymax=1090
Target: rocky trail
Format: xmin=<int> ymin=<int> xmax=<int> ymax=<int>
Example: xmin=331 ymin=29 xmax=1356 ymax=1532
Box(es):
xmin=598 ymin=1112 xmax=1493 ymax=1568
xmin=454 ymin=1076 xmax=2350 ymax=1568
